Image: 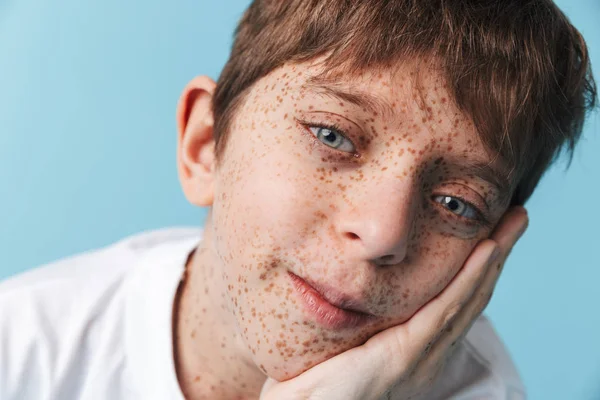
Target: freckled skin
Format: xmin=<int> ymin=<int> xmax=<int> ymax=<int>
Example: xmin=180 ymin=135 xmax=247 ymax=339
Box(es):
xmin=175 ymin=59 xmax=511 ymax=399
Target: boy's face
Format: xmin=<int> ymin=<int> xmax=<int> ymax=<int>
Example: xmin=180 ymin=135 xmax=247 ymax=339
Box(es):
xmin=194 ymin=60 xmax=510 ymax=380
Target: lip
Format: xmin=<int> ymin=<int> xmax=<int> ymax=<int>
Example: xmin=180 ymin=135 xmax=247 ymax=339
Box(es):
xmin=287 ymin=271 xmax=375 ymax=330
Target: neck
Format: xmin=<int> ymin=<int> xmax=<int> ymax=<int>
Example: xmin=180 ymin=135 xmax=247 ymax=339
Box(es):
xmin=172 ymin=224 xmax=268 ymax=400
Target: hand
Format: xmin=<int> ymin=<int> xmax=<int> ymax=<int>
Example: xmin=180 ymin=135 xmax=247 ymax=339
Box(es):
xmin=259 ymin=206 xmax=529 ymax=400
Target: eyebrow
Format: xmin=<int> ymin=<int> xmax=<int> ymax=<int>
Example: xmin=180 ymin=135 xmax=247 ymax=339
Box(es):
xmin=458 ymin=160 xmax=513 ymax=203
xmin=302 ymin=77 xmax=396 ymax=119
xmin=302 ymin=77 xmax=514 ymax=201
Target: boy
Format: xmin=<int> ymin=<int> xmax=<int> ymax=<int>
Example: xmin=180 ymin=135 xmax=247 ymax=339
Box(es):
xmin=0 ymin=0 xmax=595 ymax=399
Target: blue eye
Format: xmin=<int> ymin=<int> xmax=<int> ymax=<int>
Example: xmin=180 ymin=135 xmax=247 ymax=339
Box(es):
xmin=433 ymin=195 xmax=479 ymax=220
xmin=308 ymin=126 xmax=356 ymax=153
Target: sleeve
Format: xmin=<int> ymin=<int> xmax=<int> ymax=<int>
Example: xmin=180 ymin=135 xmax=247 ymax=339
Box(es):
xmin=0 ymin=284 xmax=65 ymax=400
xmin=412 ymin=314 xmax=527 ymax=399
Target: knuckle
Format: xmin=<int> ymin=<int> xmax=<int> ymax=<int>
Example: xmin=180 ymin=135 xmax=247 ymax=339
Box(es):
xmin=495 ymin=260 xmax=506 ymax=272
xmin=422 ymin=340 xmax=434 ymax=357
xmin=485 ymin=290 xmax=494 ymax=305
xmin=428 ymin=360 xmax=446 ymax=383
xmin=412 ymin=367 xmax=438 ymax=391
xmin=475 ymin=290 xmax=494 ymax=314
xmin=440 ymin=302 xmax=462 ymax=328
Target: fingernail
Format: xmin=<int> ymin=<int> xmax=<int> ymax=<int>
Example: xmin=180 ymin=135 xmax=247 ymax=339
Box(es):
xmin=515 ymin=206 xmax=528 ymax=216
xmin=517 ymin=218 xmax=529 ymax=239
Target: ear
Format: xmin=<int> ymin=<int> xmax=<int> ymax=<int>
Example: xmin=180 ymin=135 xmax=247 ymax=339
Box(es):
xmin=176 ymin=76 xmax=217 ymax=207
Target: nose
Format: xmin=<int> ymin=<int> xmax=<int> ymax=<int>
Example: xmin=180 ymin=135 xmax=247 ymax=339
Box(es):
xmin=335 ymin=186 xmax=417 ymax=267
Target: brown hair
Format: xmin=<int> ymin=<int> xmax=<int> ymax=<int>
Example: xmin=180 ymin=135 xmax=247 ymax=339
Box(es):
xmin=212 ymin=0 xmax=596 ymax=205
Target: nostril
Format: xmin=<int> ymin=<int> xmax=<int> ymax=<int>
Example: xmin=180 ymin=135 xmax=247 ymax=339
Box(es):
xmin=345 ymin=232 xmax=360 ymax=240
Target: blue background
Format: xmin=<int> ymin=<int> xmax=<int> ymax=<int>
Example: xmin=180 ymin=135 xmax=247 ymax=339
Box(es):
xmin=0 ymin=1 xmax=598 ymax=399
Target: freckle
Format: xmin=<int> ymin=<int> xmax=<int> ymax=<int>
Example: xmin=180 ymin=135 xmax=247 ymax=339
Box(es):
xmin=194 ymin=376 xmax=201 ymax=382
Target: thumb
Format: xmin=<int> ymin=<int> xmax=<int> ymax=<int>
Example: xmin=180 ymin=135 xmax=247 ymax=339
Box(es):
xmin=259 ymin=378 xmax=279 ymax=397
xmin=259 ymin=334 xmax=392 ymax=400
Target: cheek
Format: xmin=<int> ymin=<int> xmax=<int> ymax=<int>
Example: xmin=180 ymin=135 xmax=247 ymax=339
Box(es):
xmin=372 ymin=205 xmax=480 ymax=320
xmin=213 ymin=150 xmax=315 ymax=258
xmin=398 ymin=235 xmax=478 ymax=318
xmin=213 ymin=106 xmax=341 ymax=256
xmin=209 ymin=124 xmax=348 ymax=377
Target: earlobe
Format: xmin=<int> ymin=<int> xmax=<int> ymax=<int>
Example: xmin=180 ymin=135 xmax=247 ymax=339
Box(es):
xmin=176 ymin=76 xmax=218 ymax=207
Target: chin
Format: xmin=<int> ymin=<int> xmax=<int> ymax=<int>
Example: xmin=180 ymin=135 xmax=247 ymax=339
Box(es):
xmin=247 ymin=331 xmax=368 ymax=382
xmin=254 ymin=351 xmax=329 ymax=381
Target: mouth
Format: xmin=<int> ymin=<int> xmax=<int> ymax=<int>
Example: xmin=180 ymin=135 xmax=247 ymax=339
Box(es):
xmin=287 ymin=271 xmax=376 ymax=330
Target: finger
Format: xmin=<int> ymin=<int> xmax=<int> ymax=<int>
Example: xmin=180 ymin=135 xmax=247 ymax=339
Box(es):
xmin=360 ymin=239 xmax=499 ymax=397
xmin=371 ymin=208 xmax=530 ymax=396
xmin=446 ymin=207 xmax=528 ymax=341
xmin=259 ymin=378 xmax=279 ymax=398
xmin=449 ymin=207 xmax=529 ymax=331
xmin=401 ymin=241 xmax=500 ymax=382
xmin=474 ymin=207 xmax=528 ymax=302
xmin=420 ymin=250 xmax=505 ymax=377
xmin=491 ymin=206 xmax=529 ymax=259
xmin=419 ymin=253 xmax=505 ymax=377
xmin=418 ymin=207 xmax=529 ymax=375
xmin=424 ymin=206 xmax=528 ymax=347
xmin=434 ymin=206 xmax=528 ymax=336
xmin=260 ymin=342 xmax=382 ymax=400
xmin=403 ymin=239 xmax=499 ymax=357
xmin=348 ymin=237 xmax=498 ymax=399
xmin=262 ymin=209 xmax=531 ymax=400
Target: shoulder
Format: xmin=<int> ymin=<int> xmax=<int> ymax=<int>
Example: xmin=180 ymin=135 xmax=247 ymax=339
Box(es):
xmin=0 ymin=226 xmax=201 ymax=399
xmin=0 ymin=226 xmax=203 ymax=299
xmin=424 ymin=314 xmax=526 ymax=400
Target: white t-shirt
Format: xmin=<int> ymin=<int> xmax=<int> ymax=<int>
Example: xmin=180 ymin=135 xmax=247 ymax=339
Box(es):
xmin=0 ymin=227 xmax=526 ymax=400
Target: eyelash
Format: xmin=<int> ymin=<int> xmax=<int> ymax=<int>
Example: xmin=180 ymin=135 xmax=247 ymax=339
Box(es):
xmin=431 ymin=194 xmax=490 ymax=227
xmin=297 ymin=119 xmax=358 ymax=156
xmin=297 ymin=118 xmax=491 ymax=227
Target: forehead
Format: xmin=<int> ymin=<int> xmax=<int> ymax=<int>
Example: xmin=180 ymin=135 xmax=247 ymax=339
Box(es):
xmin=257 ymin=58 xmax=471 ymax=140
xmin=303 ymin=60 xmax=450 ymax=120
